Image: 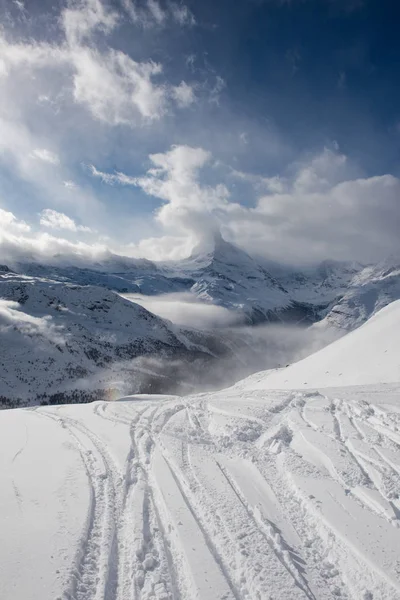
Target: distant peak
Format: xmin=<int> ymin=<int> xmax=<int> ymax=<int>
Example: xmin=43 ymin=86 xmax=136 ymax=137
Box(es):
xmin=190 ymin=228 xmax=228 ymax=258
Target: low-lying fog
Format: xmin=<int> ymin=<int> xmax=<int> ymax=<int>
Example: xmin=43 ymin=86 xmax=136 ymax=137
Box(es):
xmin=114 ymin=292 xmax=340 ymax=395
xmin=123 ymin=292 xmax=244 ymax=328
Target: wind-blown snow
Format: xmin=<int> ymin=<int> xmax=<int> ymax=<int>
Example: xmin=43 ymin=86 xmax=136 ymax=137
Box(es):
xmin=1 ymin=301 xmax=400 ymax=599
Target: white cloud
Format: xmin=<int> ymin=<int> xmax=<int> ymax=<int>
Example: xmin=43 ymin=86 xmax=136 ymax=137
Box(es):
xmin=31 ymin=148 xmax=60 ymax=165
xmin=122 ymin=0 xmax=195 ymax=27
xmin=125 ymin=292 xmax=242 ymax=328
xmin=0 ymin=117 xmax=101 ymax=221
xmin=0 ymin=208 xmax=30 ymax=233
xmin=169 ymin=2 xmax=196 ymax=26
xmin=0 ymin=144 xmax=398 ymax=267
xmin=89 ymin=164 xmax=138 ymax=185
xmin=62 ymin=0 xmax=119 ymax=46
xmin=91 ymin=144 xmax=400 ymax=263
xmin=92 ymin=144 xmax=238 ymax=258
xmin=91 ymin=144 xmax=232 ymax=252
xmin=63 ymin=180 xmax=77 ymax=189
xmin=0 ymin=300 xmax=65 ymax=345
xmin=171 ymin=81 xmax=196 ymax=107
xmin=147 ymin=0 xmax=166 ymax=24
xmin=209 ymin=75 xmax=226 ymax=105
xmin=70 ymin=47 xmax=167 ymax=124
xmin=0 ymin=226 xmax=108 ymax=264
xmin=13 ymin=0 xmax=25 ymax=11
xmin=0 ymin=0 xmax=197 ymax=131
xmin=39 ymin=209 xmax=91 ymax=232
xmin=0 ymin=0 xmax=205 ymax=236
xmin=133 ymin=145 xmax=232 ymax=237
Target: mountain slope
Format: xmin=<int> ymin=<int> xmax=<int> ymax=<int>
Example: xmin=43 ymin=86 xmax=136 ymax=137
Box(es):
xmin=320 ymin=257 xmax=400 ymax=331
xmin=240 ymin=299 xmax=400 ymax=390
xmin=265 ymin=258 xmax=363 ymax=304
xmin=2 ymin=303 xmax=400 ymax=599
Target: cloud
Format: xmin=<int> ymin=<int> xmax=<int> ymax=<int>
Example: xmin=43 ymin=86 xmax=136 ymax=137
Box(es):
xmin=70 ymin=47 xmax=168 ymax=124
xmin=91 ymin=144 xmax=235 ymax=258
xmin=229 ymin=150 xmax=400 ymax=263
xmin=31 ymin=148 xmax=60 ymax=165
xmin=124 ymin=292 xmax=243 ymax=328
xmin=89 ymin=164 xmax=138 ymax=185
xmin=0 ymin=208 xmax=30 ymax=233
xmin=0 ymin=227 xmax=108 ymax=264
xmin=91 ymin=144 xmax=400 ymax=263
xmin=0 ymin=0 xmax=198 ymax=130
xmin=0 ymin=0 xmax=204 ymax=238
xmin=0 ymin=117 xmax=101 ymax=222
xmin=60 ymin=0 xmax=197 ymax=125
xmin=63 ymin=180 xmax=77 ymax=189
xmin=209 ymin=75 xmax=226 ymax=105
xmin=39 ymin=209 xmax=91 ymax=232
xmin=171 ymin=81 xmax=196 ymax=107
xmin=62 ymin=0 xmax=119 ymax=46
xmin=0 ymin=299 xmax=65 ymax=345
xmin=0 ymin=206 xmax=102 ymax=265
xmin=121 ymin=0 xmax=195 ymax=28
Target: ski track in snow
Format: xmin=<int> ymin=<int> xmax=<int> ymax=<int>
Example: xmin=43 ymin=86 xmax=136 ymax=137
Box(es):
xmin=4 ymin=384 xmax=400 ymax=600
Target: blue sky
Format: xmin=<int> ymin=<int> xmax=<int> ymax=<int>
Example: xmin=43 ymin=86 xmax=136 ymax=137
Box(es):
xmin=0 ymin=0 xmax=399 ymax=264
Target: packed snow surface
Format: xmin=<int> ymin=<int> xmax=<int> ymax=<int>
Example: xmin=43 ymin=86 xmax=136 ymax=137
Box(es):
xmin=2 ymin=302 xmax=400 ymax=599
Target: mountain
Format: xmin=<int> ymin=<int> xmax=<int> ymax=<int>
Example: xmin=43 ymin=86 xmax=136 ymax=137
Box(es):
xmin=2 ymin=238 xmax=400 ymax=408
xmin=2 ymin=299 xmax=400 ymax=600
xmin=0 ymin=270 xmax=235 ymax=407
xmin=317 ymin=256 xmax=400 ymax=331
xmin=1 ymin=268 xmax=311 ymax=408
xmin=167 ymin=233 xmax=308 ymax=323
xmin=265 ymin=258 xmax=363 ymax=304
xmin=10 ymin=235 xmax=330 ymax=324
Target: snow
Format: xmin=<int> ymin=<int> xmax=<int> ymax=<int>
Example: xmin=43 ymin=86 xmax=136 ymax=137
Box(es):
xmin=1 ymin=298 xmax=400 ymax=599
xmin=240 ymin=299 xmax=400 ymax=390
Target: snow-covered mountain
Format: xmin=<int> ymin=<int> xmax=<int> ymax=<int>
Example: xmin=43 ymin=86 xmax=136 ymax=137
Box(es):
xmin=2 ymin=300 xmax=400 ymax=600
xmin=265 ymin=258 xmax=363 ymax=304
xmin=319 ymin=257 xmax=400 ymax=331
xmin=166 ymin=233 xmax=318 ymax=323
xmin=10 ymin=234 xmax=337 ymax=324
xmin=2 ymin=237 xmax=400 ymax=408
xmin=2 ymin=267 xmax=316 ymax=408
xmin=0 ymin=270 xmax=237 ymax=407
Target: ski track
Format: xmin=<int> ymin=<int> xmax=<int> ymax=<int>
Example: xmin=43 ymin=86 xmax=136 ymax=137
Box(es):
xmin=27 ymin=385 xmax=400 ymax=600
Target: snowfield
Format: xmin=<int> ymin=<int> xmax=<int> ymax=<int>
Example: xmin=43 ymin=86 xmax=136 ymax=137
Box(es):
xmin=1 ymin=302 xmax=400 ymax=600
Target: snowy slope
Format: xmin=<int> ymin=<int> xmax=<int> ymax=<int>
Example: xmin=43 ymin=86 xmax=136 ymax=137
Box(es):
xmin=2 ymin=302 xmax=400 ymax=599
xmin=240 ymin=300 xmax=400 ymax=390
xmin=2 ymin=379 xmax=400 ymax=597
